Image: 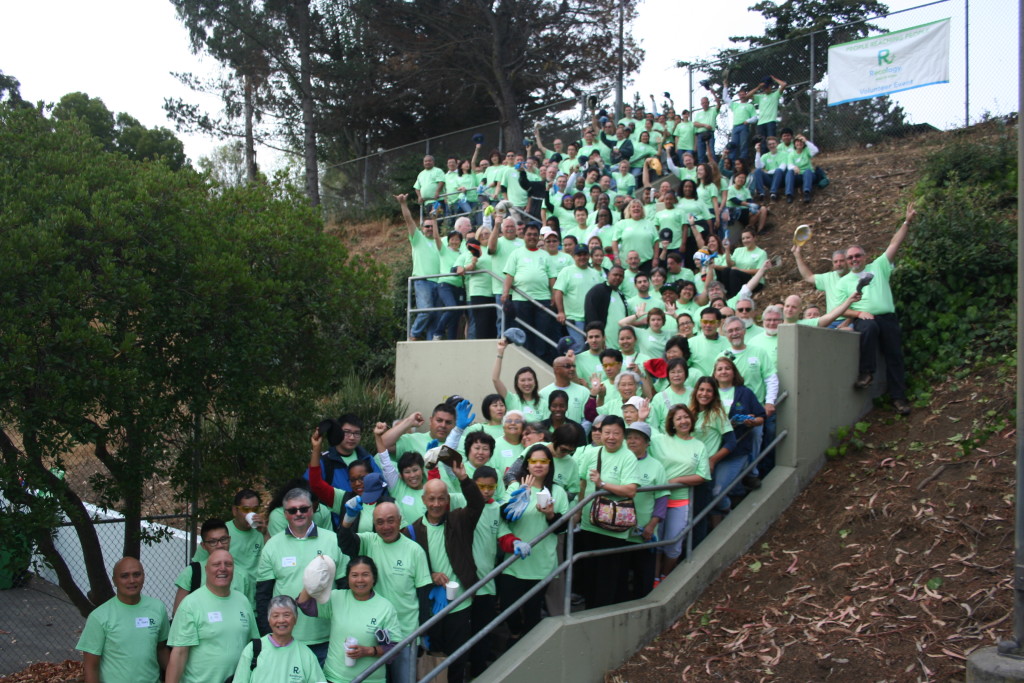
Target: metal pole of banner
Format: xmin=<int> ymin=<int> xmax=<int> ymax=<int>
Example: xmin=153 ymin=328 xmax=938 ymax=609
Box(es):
xmin=688 ymin=65 xmax=694 ymax=114
xmin=964 ymin=0 xmax=970 ymax=127
xmin=808 ymin=33 xmax=816 ymax=142
xmin=1009 ymin=8 xmax=1024 ymax=648
xmin=615 ymin=0 xmax=625 ymax=121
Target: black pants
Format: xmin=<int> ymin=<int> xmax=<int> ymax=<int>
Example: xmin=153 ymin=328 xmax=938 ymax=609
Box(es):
xmin=496 ymin=574 xmax=543 ymax=638
xmin=470 ymin=294 xmax=497 ymax=339
xmin=426 ymin=607 xmax=471 ymax=683
xmin=574 ymin=529 xmax=630 ymax=608
xmin=626 ymin=543 xmax=658 ymax=600
xmin=852 ymin=312 xmax=907 ymax=400
xmin=468 ymin=593 xmax=497 ymax=676
xmin=511 ymin=299 xmax=556 ymax=363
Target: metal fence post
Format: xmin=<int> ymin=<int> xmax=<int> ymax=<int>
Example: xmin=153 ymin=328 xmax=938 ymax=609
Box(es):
xmin=688 ymin=65 xmax=694 ymax=114
xmin=809 ymin=32 xmax=816 ymax=141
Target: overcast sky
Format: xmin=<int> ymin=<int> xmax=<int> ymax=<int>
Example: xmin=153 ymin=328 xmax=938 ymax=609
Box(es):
xmin=1 ymin=0 xmax=1014 ymax=166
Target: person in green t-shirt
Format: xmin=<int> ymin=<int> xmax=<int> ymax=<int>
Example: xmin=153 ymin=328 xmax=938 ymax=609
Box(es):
xmin=692 ymin=94 xmax=722 ymax=164
xmin=622 ymin=422 xmax=668 ymax=599
xmin=501 ymin=224 xmax=558 ymax=361
xmin=231 ymin=595 xmax=325 ymax=683
xmin=496 ymin=444 xmax=568 ymax=639
xmin=174 ymin=519 xmax=256 ymax=614
xmin=722 ymin=81 xmax=758 ymax=162
xmin=784 ymin=134 xmax=820 ymax=203
xmin=434 ymin=230 xmax=466 ymax=340
xmin=78 ymin=557 xmax=170 ymax=683
xmin=413 ymin=155 xmax=445 ymax=206
xmin=166 ymin=550 xmax=259 ymax=683
xmin=298 ymin=556 xmax=403 ymax=683
xmin=749 ymin=75 xmax=788 ymax=140
xmin=574 ymin=416 xmax=641 ymax=608
xmin=397 ymin=194 xmax=442 ymax=341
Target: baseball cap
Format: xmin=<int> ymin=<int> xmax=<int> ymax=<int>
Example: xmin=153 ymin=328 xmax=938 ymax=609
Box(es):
xmin=625 ymin=421 xmax=652 ymax=440
xmin=302 ymin=555 xmax=336 ymax=605
xmin=361 ymin=473 xmax=387 ymax=504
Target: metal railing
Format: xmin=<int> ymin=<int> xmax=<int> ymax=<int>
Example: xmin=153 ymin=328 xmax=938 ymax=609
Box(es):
xmin=406 ymin=268 xmax=585 ymax=351
xmin=354 ymin=391 xmax=788 ymax=682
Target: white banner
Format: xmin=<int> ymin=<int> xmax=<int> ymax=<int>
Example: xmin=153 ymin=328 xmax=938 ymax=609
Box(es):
xmin=827 ymin=19 xmax=950 ymax=106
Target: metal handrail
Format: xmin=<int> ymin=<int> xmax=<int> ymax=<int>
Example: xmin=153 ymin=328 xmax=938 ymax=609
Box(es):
xmin=406 ymin=268 xmax=585 ymax=345
xmin=353 ymin=391 xmax=788 ymax=682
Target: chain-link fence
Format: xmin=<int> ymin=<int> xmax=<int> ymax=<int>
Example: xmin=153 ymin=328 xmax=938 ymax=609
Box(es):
xmin=320 ymin=95 xmax=603 ymax=221
xmin=679 ymin=0 xmax=1013 ymax=155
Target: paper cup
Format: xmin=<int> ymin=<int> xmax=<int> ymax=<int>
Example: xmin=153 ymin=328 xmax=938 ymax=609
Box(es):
xmin=445 ymin=581 xmax=459 ymax=601
xmin=244 ymin=512 xmax=257 ymax=528
xmin=535 ymin=489 xmax=551 ymax=508
xmin=344 ymin=636 xmax=359 ymax=666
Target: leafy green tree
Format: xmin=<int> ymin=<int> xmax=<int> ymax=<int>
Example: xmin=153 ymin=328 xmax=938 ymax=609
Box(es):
xmin=0 ymin=102 xmax=395 ymax=615
xmin=198 ymin=140 xmax=250 ymax=188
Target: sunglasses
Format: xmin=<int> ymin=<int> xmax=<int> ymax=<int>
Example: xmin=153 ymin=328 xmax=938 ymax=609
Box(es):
xmin=527 ymin=458 xmax=550 ymax=465
xmin=477 ymin=484 xmax=497 ymax=493
xmin=284 ymin=506 xmax=311 ymax=515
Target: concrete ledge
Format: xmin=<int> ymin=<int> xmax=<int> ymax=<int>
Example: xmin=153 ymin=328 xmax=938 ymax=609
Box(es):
xmin=967 ymin=646 xmax=1024 ymax=682
xmin=487 ymin=463 xmax=814 ymax=682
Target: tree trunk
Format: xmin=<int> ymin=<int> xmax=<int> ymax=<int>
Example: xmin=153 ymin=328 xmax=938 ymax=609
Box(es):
xmin=296 ymin=0 xmax=320 ymax=207
xmin=243 ymin=73 xmax=258 ymax=183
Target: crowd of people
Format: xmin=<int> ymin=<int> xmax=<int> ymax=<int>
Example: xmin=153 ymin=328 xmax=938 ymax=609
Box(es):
xmin=407 ymin=85 xmax=828 ymax=349
xmin=77 ymin=87 xmax=921 ymax=683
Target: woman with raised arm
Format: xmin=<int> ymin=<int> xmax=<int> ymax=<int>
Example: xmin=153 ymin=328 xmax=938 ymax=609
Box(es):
xmin=493 ymin=338 xmax=546 ymax=419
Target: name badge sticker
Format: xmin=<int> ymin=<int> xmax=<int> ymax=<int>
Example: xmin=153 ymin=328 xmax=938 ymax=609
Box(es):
xmin=208 ymin=611 xmax=223 ymax=623
xmin=402 ymin=495 xmax=415 ymax=506
xmin=282 ymin=556 xmax=297 ymax=567
xmin=135 ymin=617 xmax=152 ymax=628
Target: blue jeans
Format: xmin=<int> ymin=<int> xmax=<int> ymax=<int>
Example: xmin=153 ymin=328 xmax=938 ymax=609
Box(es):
xmin=565 ymin=319 xmax=586 ymax=352
xmin=388 ymin=642 xmax=417 ymax=683
xmin=711 ymin=452 xmax=747 ymax=512
xmin=729 ymin=125 xmax=749 ymax=161
xmin=696 ymin=133 xmax=716 ymax=164
xmin=757 ymin=121 xmax=778 ymax=140
xmin=753 ymin=168 xmax=784 ymax=196
xmin=411 ymin=280 xmax=439 ymax=339
xmin=433 ymin=283 xmax=465 ymax=339
xmin=448 ymin=198 xmax=472 ymax=218
xmin=748 ymin=423 xmax=764 ymax=477
xmin=761 ymin=413 xmax=777 ymax=475
xmin=786 ymin=169 xmax=815 ymax=198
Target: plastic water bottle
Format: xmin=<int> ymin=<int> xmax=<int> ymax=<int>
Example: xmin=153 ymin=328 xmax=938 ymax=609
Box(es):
xmin=344 ymin=637 xmax=359 ymax=666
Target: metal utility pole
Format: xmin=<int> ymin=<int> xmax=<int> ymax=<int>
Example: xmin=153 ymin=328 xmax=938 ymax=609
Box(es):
xmin=615 ymin=0 xmax=624 ymax=121
xmin=964 ymin=0 xmax=970 ymax=127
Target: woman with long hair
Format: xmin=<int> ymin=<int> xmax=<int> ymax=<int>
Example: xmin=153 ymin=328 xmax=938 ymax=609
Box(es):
xmin=493 ymin=338 xmax=545 ymax=419
xmin=688 ymin=376 xmax=737 ymax=543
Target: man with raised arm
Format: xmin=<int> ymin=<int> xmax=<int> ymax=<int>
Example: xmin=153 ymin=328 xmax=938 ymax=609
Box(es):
xmin=836 ymin=203 xmax=917 ymax=415
xmin=397 ymin=193 xmax=442 ymax=341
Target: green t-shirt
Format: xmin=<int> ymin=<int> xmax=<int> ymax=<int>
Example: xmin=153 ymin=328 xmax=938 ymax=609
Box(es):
xmin=257 ymin=527 xmax=347 ymax=645
xmin=760 ymin=149 xmax=786 ymax=172
xmin=167 ymin=587 xmax=258 ymax=683
xmin=488 ymin=238 xmax=523 ymax=296
xmin=653 ymin=207 xmax=687 ymax=250
xmin=454 ymin=250 xmax=494 ymax=298
xmin=503 ymin=391 xmax=546 ymax=420
xmin=749 ymin=332 xmax=778 ymax=363
xmin=694 ymin=183 xmax=720 ymax=216
xmin=612 ymin=171 xmax=636 ymax=196
xmin=630 ymin=141 xmax=658 ymax=169
xmin=490 ymin=435 xmax=525 ymax=478
xmin=687 ymin=334 xmax=731 ymax=378
xmin=577 ymin=445 xmax=641 ymax=540
xmin=319 ymin=590 xmax=402 ymax=683
xmin=680 ymin=195 xmax=712 ymax=221
xmin=649 ymin=386 xmax=693 ymax=435
xmin=354 ymin=533 xmax=431 ymax=635
xmin=437 ymin=245 xmax=464 ymax=288
xmin=426 ymin=522 xmax=471 ymax=612
xmin=754 ymin=90 xmax=783 ymax=124
xmin=501 ymin=244 xmax=552 ymax=301
xmin=729 ymin=100 xmax=757 ymax=128
xmin=613 ymin=219 xmax=657 ymax=262
xmin=554 ymin=264 xmax=604 ymax=322
xmin=547 ymin=250 xmax=574 ymax=275
xmin=674 ymin=121 xmax=696 ymax=150
xmin=76 ymin=595 xmax=170 ymax=683
xmin=838 ymin=255 xmax=895 ymax=315
xmin=576 ymin=349 xmax=603 ymax=384
xmin=500 ymin=482 xmax=569 ymax=579
xmin=472 ymin=502 xmax=503 ymax=596
xmin=538 ymin=381 xmax=591 ymax=424
xmin=813 ymin=270 xmax=847 ymax=314
xmin=693 ymin=409 xmax=734 ymax=461
xmin=409 ymin=231 xmax=440 ymax=280
xmin=414 ymin=167 xmax=445 ymax=201
xmin=637 ymin=327 xmax=673 ymax=360
xmin=628 ymin=454 xmax=667 ymax=540
xmin=231 ymin=635 xmax=325 ymax=683
xmin=391 ymin=480 xmax=426 ymax=525
xmin=692 ymin=106 xmax=719 ymax=134
xmin=552 ymin=456 xmax=580 ymax=499
xmin=650 ymin=433 xmax=709 ymax=501
xmin=787 ymin=147 xmax=814 ymax=173
xmin=731 ymin=246 xmax=767 ymax=272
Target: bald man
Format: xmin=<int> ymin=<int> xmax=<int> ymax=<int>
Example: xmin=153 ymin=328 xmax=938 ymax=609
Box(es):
xmin=77 ymin=557 xmax=169 ymax=683
xmin=337 ymin=501 xmax=431 ymax=682
xmin=409 ymin=463 xmax=484 ymax=683
xmin=538 ymin=355 xmax=592 ymax=423
xmin=166 ymin=549 xmax=257 ymax=683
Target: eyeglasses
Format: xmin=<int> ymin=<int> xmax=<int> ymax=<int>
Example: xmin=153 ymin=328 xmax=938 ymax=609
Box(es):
xmin=204 ymin=536 xmax=231 ymax=547
xmin=236 ymin=505 xmax=259 ymax=513
xmin=505 ymin=419 xmax=524 ymax=425
xmin=737 ymin=307 xmax=753 ymax=312
xmin=284 ymin=506 xmax=311 ymax=515
xmin=527 ymin=459 xmax=550 ymax=465
xmin=558 ymin=363 xmax=576 ymax=369
xmin=342 ymin=429 xmax=362 ymax=438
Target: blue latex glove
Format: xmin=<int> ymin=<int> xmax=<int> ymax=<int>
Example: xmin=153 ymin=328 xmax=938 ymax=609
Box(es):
xmin=455 ymin=399 xmax=476 ymax=430
xmin=513 ymin=540 xmax=532 ymax=559
xmin=426 ymin=439 xmax=439 ymax=451
xmin=503 ymin=486 xmax=531 ymax=522
xmin=343 ymin=495 xmax=362 ymax=524
xmin=422 ymin=635 xmax=431 ymax=651
xmin=429 ymin=585 xmax=449 ymax=614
